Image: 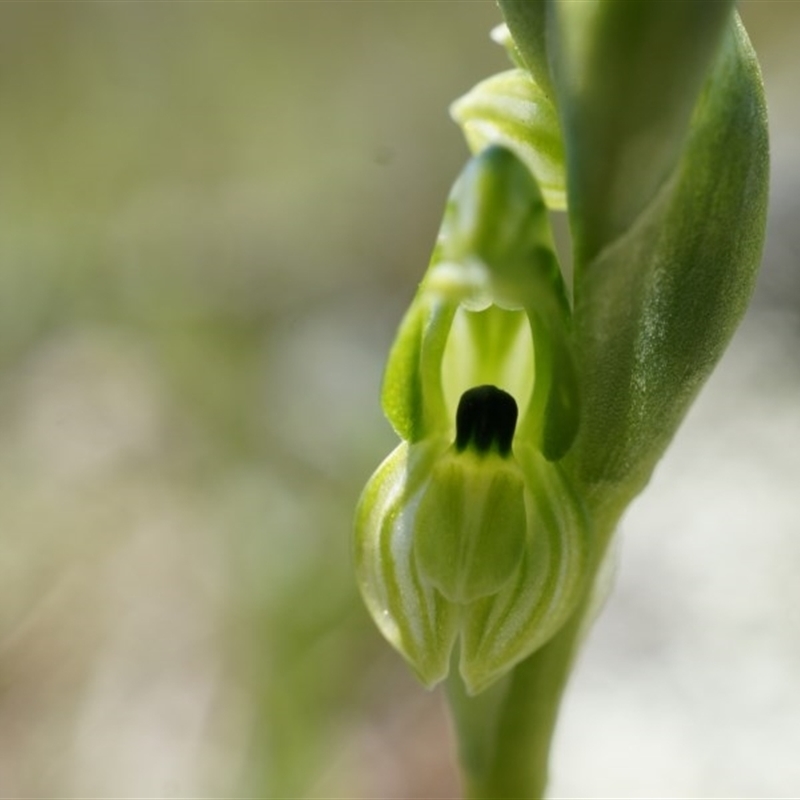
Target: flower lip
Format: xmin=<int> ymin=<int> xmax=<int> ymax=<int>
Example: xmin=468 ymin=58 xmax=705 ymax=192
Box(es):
xmin=455 ymin=384 xmax=518 ymax=457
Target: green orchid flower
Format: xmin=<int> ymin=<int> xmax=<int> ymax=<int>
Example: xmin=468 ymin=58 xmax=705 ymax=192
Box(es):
xmin=354 ymin=146 xmax=590 ymax=695
xmin=355 ymin=2 xmax=768 ymax=796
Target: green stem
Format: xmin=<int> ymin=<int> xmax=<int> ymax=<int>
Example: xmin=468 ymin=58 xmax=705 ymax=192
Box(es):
xmin=447 ymin=592 xmax=585 ymax=799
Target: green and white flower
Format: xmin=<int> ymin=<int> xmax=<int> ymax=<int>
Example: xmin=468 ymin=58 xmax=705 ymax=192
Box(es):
xmin=354 ymin=146 xmax=590 ymax=695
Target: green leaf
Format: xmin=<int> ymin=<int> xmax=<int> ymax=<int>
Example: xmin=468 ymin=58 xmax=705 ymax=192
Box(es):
xmin=501 ymin=0 xmax=736 ymax=266
xmin=570 ymin=16 xmax=769 ymax=494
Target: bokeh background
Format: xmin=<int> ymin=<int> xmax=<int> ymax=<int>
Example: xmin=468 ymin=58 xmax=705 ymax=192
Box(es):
xmin=0 ymin=2 xmax=798 ymax=797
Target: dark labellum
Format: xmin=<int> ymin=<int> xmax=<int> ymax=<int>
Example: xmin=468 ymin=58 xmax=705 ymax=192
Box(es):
xmin=455 ymin=385 xmax=518 ymax=456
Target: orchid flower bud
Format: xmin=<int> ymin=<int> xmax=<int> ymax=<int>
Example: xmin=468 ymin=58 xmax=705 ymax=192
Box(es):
xmin=354 ymin=146 xmax=591 ymax=695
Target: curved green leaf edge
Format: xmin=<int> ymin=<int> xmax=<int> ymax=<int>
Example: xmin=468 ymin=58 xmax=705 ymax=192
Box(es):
xmin=569 ymin=16 xmax=769 ymax=497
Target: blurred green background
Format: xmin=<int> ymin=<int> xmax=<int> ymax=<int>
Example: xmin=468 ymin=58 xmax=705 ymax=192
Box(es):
xmin=0 ymin=2 xmax=798 ymax=797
